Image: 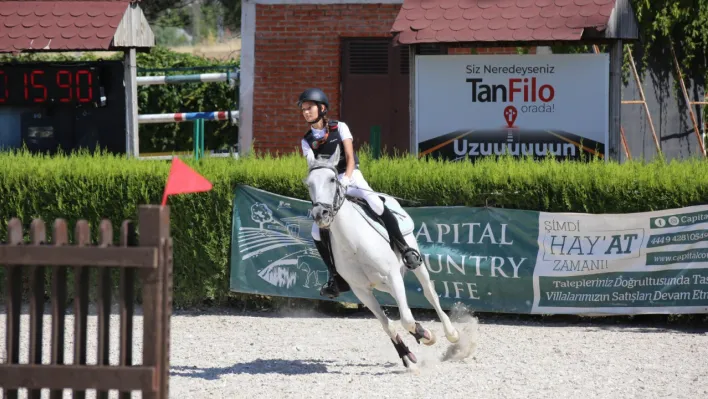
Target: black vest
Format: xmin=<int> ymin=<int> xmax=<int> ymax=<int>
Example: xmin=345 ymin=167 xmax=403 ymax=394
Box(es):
xmin=304 ymin=120 xmax=359 ymax=174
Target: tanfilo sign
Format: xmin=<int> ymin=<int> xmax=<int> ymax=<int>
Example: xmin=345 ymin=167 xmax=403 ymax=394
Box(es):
xmin=414 ymin=54 xmax=609 ymax=161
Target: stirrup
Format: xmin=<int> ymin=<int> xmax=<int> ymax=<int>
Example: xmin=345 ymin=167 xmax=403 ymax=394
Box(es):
xmin=319 ymin=273 xmax=351 ymax=298
xmin=320 ymin=277 xmax=340 ymax=298
xmin=402 ymin=247 xmax=423 ymax=270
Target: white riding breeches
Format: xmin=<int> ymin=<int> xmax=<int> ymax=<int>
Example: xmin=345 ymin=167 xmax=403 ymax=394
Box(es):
xmin=341 ymin=169 xmax=384 ymax=215
xmin=311 ymin=169 xmax=384 ymax=242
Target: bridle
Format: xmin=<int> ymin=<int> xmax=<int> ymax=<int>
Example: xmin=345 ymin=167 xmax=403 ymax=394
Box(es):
xmin=308 ymin=164 xmax=347 ymax=221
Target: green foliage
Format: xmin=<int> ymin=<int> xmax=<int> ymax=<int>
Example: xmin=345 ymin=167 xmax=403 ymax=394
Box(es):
xmin=631 ymin=0 xmax=708 ymax=73
xmin=0 ymin=51 xmax=113 ymax=64
xmin=151 ymin=0 xmax=240 ymax=45
xmin=212 ymin=0 xmax=242 ymax=31
xmin=0 ymin=149 xmax=234 ymax=307
xmin=140 ymin=0 xmax=191 ymax=24
xmin=550 ymin=1 xmax=708 ymax=85
xmin=0 ymin=47 xmax=239 ymax=154
xmin=135 ymin=47 xmax=239 ymax=154
xmin=0 ymin=149 xmax=707 ymax=307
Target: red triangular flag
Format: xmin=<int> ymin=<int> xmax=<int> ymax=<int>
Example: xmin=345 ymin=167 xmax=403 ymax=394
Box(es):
xmin=161 ymin=157 xmax=213 ymax=206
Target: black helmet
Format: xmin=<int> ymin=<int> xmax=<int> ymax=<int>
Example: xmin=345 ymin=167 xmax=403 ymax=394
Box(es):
xmin=298 ymin=88 xmax=329 ymax=109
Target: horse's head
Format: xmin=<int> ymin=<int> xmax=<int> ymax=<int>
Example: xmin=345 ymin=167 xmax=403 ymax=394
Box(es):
xmin=304 ymin=145 xmax=345 ymax=229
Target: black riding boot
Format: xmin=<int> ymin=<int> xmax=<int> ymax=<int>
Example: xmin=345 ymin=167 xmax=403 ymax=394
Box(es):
xmin=315 ymin=229 xmax=350 ymax=298
xmin=379 ymin=205 xmax=423 ymax=270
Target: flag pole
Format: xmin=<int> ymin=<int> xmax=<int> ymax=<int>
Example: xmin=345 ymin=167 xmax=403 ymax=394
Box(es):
xmin=162 ymin=157 xmax=176 ymax=206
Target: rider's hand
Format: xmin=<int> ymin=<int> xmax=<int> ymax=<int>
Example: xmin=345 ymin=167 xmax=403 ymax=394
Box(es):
xmin=340 ymin=175 xmax=353 ymax=189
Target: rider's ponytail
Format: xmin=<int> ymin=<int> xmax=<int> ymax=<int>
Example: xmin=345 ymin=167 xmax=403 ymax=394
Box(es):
xmin=322 ymin=113 xmax=330 ymax=135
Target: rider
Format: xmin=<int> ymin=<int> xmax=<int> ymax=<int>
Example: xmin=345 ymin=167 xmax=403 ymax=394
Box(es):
xmin=298 ymin=88 xmax=423 ymax=299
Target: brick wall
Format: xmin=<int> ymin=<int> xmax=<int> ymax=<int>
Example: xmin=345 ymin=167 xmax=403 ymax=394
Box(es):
xmin=252 ymin=3 xmax=538 ymax=155
xmin=253 ymin=3 xmax=401 ymax=155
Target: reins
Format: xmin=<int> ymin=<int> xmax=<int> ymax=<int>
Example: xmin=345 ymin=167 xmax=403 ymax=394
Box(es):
xmin=307 ymin=164 xmax=423 ymax=211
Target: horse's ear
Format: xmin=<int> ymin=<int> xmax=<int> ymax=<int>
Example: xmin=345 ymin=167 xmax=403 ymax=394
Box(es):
xmin=329 ymin=145 xmax=341 ymax=167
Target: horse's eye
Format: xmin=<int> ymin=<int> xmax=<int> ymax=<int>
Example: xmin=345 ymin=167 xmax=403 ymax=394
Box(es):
xmin=330 ymin=178 xmax=335 ymax=183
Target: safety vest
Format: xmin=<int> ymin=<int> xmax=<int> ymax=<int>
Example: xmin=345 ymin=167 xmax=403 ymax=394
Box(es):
xmin=303 ymin=119 xmax=359 ymax=174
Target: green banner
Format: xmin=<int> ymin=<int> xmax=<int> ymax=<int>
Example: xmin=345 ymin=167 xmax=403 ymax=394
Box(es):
xmin=229 ymin=185 xmax=708 ymax=315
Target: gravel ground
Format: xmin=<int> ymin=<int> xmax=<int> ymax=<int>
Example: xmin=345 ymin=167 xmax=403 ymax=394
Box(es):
xmin=1 ymin=303 xmax=707 ymax=399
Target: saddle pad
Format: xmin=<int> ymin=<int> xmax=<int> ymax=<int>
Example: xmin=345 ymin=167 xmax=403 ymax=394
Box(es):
xmin=349 ymin=194 xmax=415 ymax=242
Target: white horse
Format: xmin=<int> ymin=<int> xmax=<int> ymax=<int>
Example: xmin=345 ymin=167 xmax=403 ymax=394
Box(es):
xmin=304 ymin=146 xmax=460 ymax=368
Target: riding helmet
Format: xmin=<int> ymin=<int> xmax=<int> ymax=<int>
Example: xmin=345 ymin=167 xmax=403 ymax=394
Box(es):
xmin=298 ymin=88 xmax=330 ymax=109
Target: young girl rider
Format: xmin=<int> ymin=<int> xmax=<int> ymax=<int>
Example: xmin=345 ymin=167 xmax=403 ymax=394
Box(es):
xmin=297 ymin=88 xmax=423 ymax=299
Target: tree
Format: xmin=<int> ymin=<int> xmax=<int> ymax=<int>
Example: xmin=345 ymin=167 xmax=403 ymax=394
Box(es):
xmin=631 ymin=0 xmax=708 ymax=79
xmin=139 ymin=0 xmax=191 ymax=23
xmin=551 ymin=0 xmax=708 ymax=81
xmin=206 ymin=0 xmax=241 ymax=31
xmin=251 ymin=203 xmax=274 ymax=230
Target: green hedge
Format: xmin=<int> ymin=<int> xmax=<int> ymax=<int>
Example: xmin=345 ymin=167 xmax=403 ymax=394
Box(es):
xmin=1 ymin=149 xmax=707 ymax=308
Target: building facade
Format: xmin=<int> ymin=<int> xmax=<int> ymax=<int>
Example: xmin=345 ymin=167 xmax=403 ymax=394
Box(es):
xmin=238 ymin=0 xmax=538 ymax=157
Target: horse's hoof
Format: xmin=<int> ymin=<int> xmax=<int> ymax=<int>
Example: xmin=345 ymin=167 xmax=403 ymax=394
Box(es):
xmin=319 ymin=285 xmax=340 ymax=299
xmin=399 ymin=351 xmax=417 ymax=368
xmin=392 ymin=334 xmax=417 ymax=368
xmin=410 ymin=322 xmax=435 ymax=346
xmin=446 ymin=329 xmax=460 ymax=344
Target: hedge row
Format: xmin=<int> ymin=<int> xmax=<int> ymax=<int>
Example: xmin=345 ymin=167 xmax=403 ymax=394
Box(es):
xmin=1 ymin=149 xmax=707 ymax=308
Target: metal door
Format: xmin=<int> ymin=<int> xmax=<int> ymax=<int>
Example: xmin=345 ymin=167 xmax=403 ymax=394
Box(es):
xmin=340 ymin=37 xmax=409 ymax=156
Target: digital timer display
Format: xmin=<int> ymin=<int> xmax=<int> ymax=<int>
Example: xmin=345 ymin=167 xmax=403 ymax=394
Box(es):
xmin=0 ymin=64 xmax=102 ymax=106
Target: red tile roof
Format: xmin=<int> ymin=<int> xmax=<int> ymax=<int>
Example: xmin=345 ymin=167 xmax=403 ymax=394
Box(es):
xmin=0 ymin=0 xmax=133 ymax=53
xmin=391 ymin=0 xmax=617 ymax=44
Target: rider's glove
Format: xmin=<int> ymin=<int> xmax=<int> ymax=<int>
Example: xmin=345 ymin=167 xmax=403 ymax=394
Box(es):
xmin=340 ymin=175 xmax=353 ymax=190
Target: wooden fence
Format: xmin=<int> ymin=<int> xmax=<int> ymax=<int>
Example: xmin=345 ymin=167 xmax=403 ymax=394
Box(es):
xmin=0 ymin=205 xmax=173 ymax=399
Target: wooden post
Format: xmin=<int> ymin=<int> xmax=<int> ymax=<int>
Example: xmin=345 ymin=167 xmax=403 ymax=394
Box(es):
xmin=626 ymin=45 xmax=661 ymax=155
xmin=608 ymin=40 xmax=623 ymax=162
xmin=124 ymin=48 xmax=139 ymax=158
xmin=593 ymin=44 xmax=634 ymax=160
xmin=408 ymin=44 xmax=417 ymax=157
xmin=138 ymin=205 xmax=171 ymax=399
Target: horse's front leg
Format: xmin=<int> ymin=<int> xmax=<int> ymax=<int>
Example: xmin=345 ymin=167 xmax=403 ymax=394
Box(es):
xmin=387 ymin=267 xmax=436 ymax=347
xmin=349 ymin=285 xmax=418 ymax=368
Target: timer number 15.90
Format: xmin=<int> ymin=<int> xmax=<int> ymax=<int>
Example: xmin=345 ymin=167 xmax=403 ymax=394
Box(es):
xmin=0 ymin=68 xmax=96 ymax=104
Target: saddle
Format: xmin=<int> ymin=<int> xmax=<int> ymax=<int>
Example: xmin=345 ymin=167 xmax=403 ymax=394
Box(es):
xmin=347 ymin=193 xmax=415 ymax=243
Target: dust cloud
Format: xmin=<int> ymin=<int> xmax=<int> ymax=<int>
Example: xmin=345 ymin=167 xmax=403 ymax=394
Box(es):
xmin=441 ymin=302 xmax=479 ymax=362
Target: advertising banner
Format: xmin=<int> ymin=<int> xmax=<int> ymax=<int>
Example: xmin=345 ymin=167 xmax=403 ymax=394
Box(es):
xmin=230 ymin=185 xmax=708 ymax=315
xmin=414 ymin=54 xmax=609 ymax=161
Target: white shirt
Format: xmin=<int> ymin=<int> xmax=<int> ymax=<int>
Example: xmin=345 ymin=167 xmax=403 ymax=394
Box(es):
xmin=301 ymin=121 xmax=353 ymax=164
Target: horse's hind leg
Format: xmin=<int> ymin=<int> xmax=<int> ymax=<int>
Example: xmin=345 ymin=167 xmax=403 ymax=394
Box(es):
xmin=405 ymin=237 xmax=460 ymax=344
xmin=350 ymin=285 xmax=417 ymax=368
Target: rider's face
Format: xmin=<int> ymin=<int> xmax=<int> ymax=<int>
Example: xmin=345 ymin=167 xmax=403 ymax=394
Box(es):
xmin=301 ymin=101 xmax=321 ymax=123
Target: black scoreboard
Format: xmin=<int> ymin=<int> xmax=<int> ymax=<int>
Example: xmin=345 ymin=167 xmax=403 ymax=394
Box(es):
xmin=0 ymin=64 xmax=103 ymax=106
xmin=0 ymin=60 xmax=127 ymax=154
